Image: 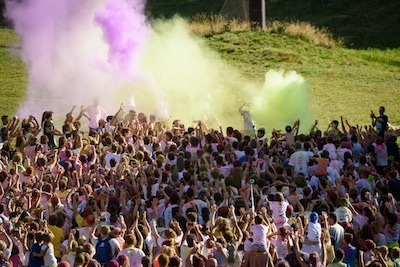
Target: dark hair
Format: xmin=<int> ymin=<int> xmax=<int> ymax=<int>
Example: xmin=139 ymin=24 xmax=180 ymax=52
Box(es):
xmin=344 ymin=233 xmax=353 ymax=244
xmin=387 ymin=213 xmax=397 ymax=226
xmin=48 ymin=214 xmax=58 ymax=226
xmin=328 ymin=212 xmax=338 ymax=224
xmin=255 ymin=215 xmax=263 ymax=225
xmin=169 ymin=255 xmax=181 ymax=267
xmin=335 ymin=248 xmax=345 ymax=261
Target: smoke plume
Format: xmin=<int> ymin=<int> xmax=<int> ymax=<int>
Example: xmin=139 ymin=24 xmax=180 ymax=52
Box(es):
xmin=5 ymin=0 xmax=313 ymax=132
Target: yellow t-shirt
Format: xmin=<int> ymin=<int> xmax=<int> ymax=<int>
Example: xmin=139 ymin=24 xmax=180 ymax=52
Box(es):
xmin=48 ymin=225 xmax=64 ymax=258
xmin=75 ymin=214 xmax=84 ymax=228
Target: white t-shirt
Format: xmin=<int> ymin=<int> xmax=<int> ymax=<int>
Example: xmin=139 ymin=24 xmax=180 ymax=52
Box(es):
xmin=289 ymin=151 xmax=310 ymax=177
xmin=218 ymin=165 xmax=232 ymax=178
xmin=307 ymin=222 xmax=321 ymax=242
xmin=105 ymin=153 xmax=121 ymax=169
xmin=164 ymin=204 xmax=179 ymax=226
xmin=271 ymin=238 xmax=289 ymax=259
xmin=269 ymin=201 xmax=289 ymax=218
xmin=180 ymin=243 xmax=192 ymax=267
xmin=182 ymin=199 xmax=207 ymax=218
xmin=42 ymin=243 xmax=57 ymax=267
xmin=117 ymin=247 xmax=145 ymax=267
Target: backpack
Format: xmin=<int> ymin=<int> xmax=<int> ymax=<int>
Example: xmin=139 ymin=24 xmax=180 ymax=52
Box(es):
xmin=94 ymin=237 xmax=113 ymax=265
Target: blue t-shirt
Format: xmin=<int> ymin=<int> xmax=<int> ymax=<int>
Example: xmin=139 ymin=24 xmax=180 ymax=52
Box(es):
xmin=29 ymin=243 xmax=44 ymax=267
xmin=341 ymin=245 xmax=357 ymax=267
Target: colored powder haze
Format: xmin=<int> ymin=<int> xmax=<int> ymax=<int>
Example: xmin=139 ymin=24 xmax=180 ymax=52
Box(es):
xmin=5 ymin=0 xmax=313 ymax=131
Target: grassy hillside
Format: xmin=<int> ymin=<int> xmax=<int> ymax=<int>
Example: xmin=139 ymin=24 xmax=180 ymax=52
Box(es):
xmin=147 ymin=0 xmax=400 ymax=49
xmin=204 ymin=30 xmax=400 ymax=126
xmin=0 ymin=0 xmax=399 ymax=130
xmin=266 ymin=0 xmax=400 ymax=49
xmin=146 ymin=0 xmax=224 ymax=18
xmin=0 ymin=28 xmax=27 ymax=116
xmin=1 ymin=27 xmax=399 ymax=128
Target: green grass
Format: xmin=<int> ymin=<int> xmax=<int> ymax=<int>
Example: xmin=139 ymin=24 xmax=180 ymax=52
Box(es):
xmin=146 ymin=0 xmax=400 ymax=49
xmin=265 ymin=0 xmax=400 ymax=49
xmin=0 ymin=28 xmax=27 ymax=116
xmin=1 ymin=0 xmax=400 ymax=130
xmin=146 ymin=0 xmax=224 ymax=18
xmin=1 ymin=27 xmax=399 ymax=129
xmin=204 ymin=30 xmax=400 ymax=127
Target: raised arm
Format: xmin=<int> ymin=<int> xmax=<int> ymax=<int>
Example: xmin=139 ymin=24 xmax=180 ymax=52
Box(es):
xmin=109 ymin=103 xmax=125 ymax=127
xmin=340 ymin=116 xmax=348 ymax=134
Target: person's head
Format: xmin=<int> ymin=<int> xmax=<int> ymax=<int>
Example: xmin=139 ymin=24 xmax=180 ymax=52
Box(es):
xmin=321 ymin=150 xmax=329 ymax=159
xmin=169 ymin=255 xmax=181 ymax=267
xmin=254 ymin=215 xmax=263 ymax=225
xmin=386 ymin=212 xmax=397 ymax=226
xmin=1 ymin=115 xmax=9 ymax=125
xmin=274 ymin=192 xmax=284 ymax=202
xmin=205 ymin=258 xmax=217 ymax=267
xmin=226 ymin=127 xmax=234 ymax=136
xmin=158 ymin=254 xmax=169 ymax=267
xmin=278 ymin=227 xmax=289 ymax=240
xmin=309 ymin=252 xmax=319 ymax=267
xmin=331 ymin=120 xmax=339 ymax=129
xmin=187 ymin=212 xmax=197 ymax=223
xmin=392 ymin=247 xmax=400 ymax=259
xmin=378 ymin=246 xmax=389 ymax=258
xmin=379 ymin=106 xmax=385 ymax=115
xmin=294 ymin=141 xmax=302 ymax=150
xmin=186 ymin=187 xmax=195 ymax=201
xmin=335 ymin=248 xmax=345 ymax=262
xmin=364 ymin=239 xmax=376 ymax=251
xmin=107 ymin=260 xmax=119 ymax=267
xmin=343 ymin=233 xmax=353 ymax=245
xmin=141 ymin=256 xmax=151 ymax=267
xmin=275 ymin=260 xmax=290 ymax=267
xmin=57 ymin=261 xmax=70 ymax=267
xmin=327 ymin=212 xmax=337 ymax=225
xmin=124 ymin=234 xmax=136 ymax=248
xmin=48 ymin=214 xmax=58 ymax=226
xmin=42 ymin=231 xmax=54 ymax=243
xmin=116 ymin=254 xmax=129 ymax=267
xmin=99 ymin=225 xmax=110 ymax=237
xmin=309 ymin=212 xmax=318 ymax=223
xmin=257 ymin=128 xmax=265 ymax=138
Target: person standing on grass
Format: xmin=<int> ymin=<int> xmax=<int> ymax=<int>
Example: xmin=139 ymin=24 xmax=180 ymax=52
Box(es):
xmin=84 ymin=98 xmax=107 ymax=132
xmin=371 ymin=106 xmax=388 ymax=138
xmin=238 ymin=103 xmax=254 ymax=137
xmin=43 ymin=111 xmax=61 ymax=149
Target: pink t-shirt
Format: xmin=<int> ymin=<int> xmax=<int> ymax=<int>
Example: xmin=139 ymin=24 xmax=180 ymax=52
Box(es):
xmin=250 ymin=224 xmax=269 ymax=246
xmin=270 ymin=201 xmax=289 ymax=218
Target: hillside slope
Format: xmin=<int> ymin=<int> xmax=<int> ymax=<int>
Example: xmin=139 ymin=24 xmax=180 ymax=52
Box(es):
xmin=146 ymin=0 xmax=400 ymax=48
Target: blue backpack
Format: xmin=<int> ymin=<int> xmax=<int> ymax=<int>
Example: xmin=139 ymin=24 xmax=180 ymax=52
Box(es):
xmin=94 ymin=237 xmax=113 ymax=265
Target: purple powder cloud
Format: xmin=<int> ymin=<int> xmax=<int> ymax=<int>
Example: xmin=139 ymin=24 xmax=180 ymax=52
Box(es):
xmin=94 ymin=0 xmax=150 ymax=78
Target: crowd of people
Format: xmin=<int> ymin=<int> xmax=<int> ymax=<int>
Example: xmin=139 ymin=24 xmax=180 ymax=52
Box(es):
xmin=0 ymin=100 xmax=399 ymax=267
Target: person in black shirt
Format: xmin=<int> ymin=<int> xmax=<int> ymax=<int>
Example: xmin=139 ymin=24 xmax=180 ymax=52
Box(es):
xmin=371 ymin=106 xmax=388 ymax=138
xmin=43 ymin=111 xmax=61 ymax=149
